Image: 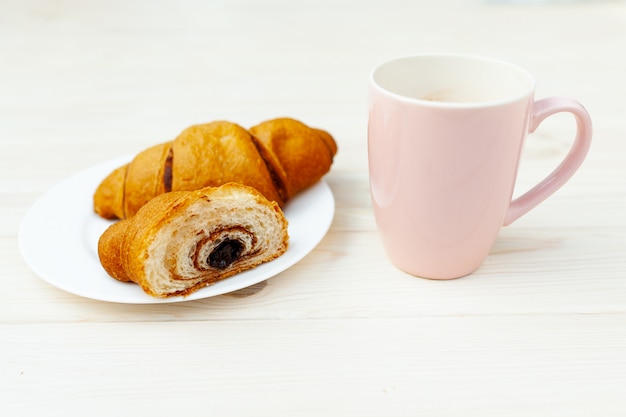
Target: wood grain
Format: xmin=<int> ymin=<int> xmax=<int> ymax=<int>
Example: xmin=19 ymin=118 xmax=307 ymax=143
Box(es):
xmin=1 ymin=0 xmax=625 ymax=415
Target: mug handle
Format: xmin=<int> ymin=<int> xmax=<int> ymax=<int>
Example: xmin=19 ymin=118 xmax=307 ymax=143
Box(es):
xmin=503 ymin=97 xmax=592 ymax=226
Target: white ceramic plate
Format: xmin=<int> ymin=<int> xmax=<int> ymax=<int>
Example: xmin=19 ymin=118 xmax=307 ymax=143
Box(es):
xmin=19 ymin=156 xmax=334 ymax=304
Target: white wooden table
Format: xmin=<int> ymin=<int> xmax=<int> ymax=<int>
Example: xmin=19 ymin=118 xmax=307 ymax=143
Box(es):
xmin=2 ymin=1 xmax=625 ymax=415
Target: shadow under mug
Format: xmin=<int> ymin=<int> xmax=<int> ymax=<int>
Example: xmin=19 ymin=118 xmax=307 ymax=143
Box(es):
xmin=368 ymin=54 xmax=592 ymax=279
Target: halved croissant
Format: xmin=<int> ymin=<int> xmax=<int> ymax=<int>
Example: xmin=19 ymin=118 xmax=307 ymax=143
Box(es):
xmin=94 ymin=118 xmax=337 ymax=220
xmin=98 ymin=183 xmax=289 ymax=298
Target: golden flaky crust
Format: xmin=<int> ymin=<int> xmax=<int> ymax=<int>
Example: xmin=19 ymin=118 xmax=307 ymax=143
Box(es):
xmin=97 ymin=183 xmax=289 ymax=298
xmin=249 ymin=118 xmax=338 ymax=201
xmin=94 ymin=166 xmax=126 ymax=220
xmin=93 ymin=118 xmax=336 ymax=220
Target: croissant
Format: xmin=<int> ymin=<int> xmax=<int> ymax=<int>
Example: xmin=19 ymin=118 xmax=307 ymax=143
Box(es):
xmin=94 ymin=118 xmax=337 ymax=220
xmin=97 ymin=183 xmax=289 ymax=298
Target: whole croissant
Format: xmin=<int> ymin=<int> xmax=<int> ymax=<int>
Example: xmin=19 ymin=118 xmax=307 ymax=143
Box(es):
xmin=98 ymin=182 xmax=289 ymax=298
xmin=94 ymin=118 xmax=337 ymax=220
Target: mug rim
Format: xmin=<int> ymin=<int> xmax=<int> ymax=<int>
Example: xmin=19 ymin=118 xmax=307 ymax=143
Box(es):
xmin=369 ymin=53 xmax=537 ymax=108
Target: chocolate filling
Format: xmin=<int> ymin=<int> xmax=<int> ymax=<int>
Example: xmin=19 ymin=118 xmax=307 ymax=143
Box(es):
xmin=250 ymin=136 xmax=288 ymax=203
xmin=163 ymin=148 xmax=173 ymax=193
xmin=209 ymin=238 xmax=244 ymax=269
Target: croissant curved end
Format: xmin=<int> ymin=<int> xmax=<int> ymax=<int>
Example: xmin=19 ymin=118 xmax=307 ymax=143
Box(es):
xmin=94 ymin=165 xmax=127 ymax=220
xmin=97 ymin=219 xmax=132 ymax=282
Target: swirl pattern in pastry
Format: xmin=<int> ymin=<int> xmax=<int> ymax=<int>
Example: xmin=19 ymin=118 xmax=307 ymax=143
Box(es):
xmin=97 ymin=183 xmax=289 ymax=298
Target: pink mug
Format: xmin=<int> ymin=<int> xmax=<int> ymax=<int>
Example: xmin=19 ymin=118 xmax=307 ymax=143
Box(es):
xmin=368 ymin=54 xmax=592 ymax=279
